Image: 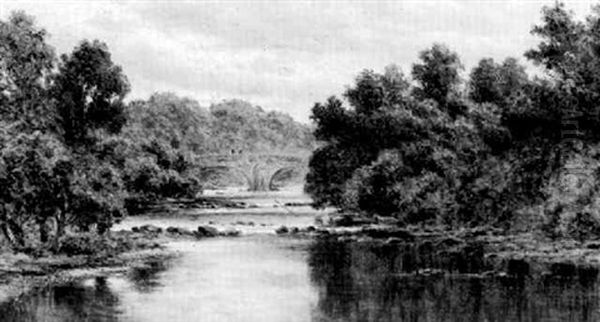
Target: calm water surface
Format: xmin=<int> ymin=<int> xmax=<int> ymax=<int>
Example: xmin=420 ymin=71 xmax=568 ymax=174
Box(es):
xmin=1 ymin=213 xmax=600 ymax=322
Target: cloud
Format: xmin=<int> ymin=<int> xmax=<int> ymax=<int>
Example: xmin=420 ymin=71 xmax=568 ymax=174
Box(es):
xmin=0 ymin=0 xmax=598 ymax=122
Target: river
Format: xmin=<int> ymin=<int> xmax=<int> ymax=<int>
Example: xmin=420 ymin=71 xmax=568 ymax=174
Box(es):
xmin=1 ymin=200 xmax=600 ymax=321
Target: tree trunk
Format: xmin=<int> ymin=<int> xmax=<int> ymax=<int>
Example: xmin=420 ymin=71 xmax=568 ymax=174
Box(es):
xmin=52 ymin=218 xmax=65 ymax=252
xmin=52 ymin=210 xmax=67 ymax=252
xmin=52 ymin=197 xmax=70 ymax=252
xmin=97 ymin=222 xmax=108 ymax=235
xmin=0 ymin=222 xmax=16 ymax=248
xmin=38 ymin=218 xmax=49 ymax=244
xmin=0 ymin=205 xmax=16 ymax=248
xmin=7 ymin=219 xmax=26 ymax=248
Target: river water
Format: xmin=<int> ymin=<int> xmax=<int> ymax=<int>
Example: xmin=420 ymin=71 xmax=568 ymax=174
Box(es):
xmin=1 ymin=209 xmax=600 ymax=321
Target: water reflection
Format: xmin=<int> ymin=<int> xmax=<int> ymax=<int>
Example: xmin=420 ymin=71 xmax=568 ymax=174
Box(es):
xmin=0 ymin=277 xmax=121 ymax=322
xmin=308 ymin=239 xmax=600 ymax=321
xmin=1 ymin=237 xmax=600 ymax=321
xmin=0 ymin=261 xmax=169 ymax=322
xmin=128 ymin=260 xmax=168 ymax=293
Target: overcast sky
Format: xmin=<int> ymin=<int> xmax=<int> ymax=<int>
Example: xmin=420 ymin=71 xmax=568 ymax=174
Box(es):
xmin=0 ymin=1 xmax=597 ymax=122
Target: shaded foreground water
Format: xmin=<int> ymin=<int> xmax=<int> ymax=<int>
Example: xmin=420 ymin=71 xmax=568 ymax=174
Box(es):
xmin=2 ymin=220 xmax=600 ymax=321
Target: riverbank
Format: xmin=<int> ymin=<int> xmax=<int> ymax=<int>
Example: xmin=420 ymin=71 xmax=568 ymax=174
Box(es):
xmin=3 ymin=192 xmax=600 ymax=321
xmin=273 ymin=217 xmax=600 ymax=279
xmin=0 ymin=237 xmax=176 ymax=303
xmin=0 ymin=186 xmax=319 ymax=304
xmin=0 ymin=220 xmax=259 ymax=303
xmin=5 ymin=184 xmax=600 ymax=311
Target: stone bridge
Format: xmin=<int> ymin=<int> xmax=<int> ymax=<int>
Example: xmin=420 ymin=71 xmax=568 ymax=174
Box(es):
xmin=198 ymin=152 xmax=308 ymax=191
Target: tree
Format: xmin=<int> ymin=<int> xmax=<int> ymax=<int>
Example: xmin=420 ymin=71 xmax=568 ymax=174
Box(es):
xmin=305 ymin=66 xmax=470 ymax=210
xmin=0 ymin=128 xmax=127 ymax=250
xmin=506 ymin=3 xmax=600 ymax=236
xmin=0 ymin=130 xmax=68 ymax=248
xmin=0 ymin=12 xmax=134 ymax=251
xmin=53 ymin=40 xmax=130 ymax=146
xmin=525 ymin=3 xmax=583 ymax=75
xmin=306 ymin=143 xmax=369 ymax=207
xmin=117 ymin=93 xmax=209 ymax=211
xmin=469 ymin=57 xmax=528 ymax=107
xmin=208 ymin=99 xmax=314 ymax=153
xmin=344 ymin=66 xmax=410 ymax=115
xmin=124 ymin=93 xmax=211 ymax=154
xmin=306 ymin=54 xmax=536 ymax=227
xmin=498 ymin=58 xmax=528 ymax=99
xmin=411 ymin=43 xmax=463 ymax=110
xmin=0 ymin=11 xmax=55 ymax=130
xmin=525 ymin=3 xmax=600 ymax=143
xmin=469 ymin=58 xmax=502 ymax=104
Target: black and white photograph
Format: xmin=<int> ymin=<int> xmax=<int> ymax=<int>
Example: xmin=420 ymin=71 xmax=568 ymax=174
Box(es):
xmin=2 ymin=0 xmax=600 ymax=321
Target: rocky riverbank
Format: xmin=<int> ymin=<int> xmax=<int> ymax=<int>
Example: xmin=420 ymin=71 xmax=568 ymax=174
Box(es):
xmin=0 ymin=243 xmax=175 ymax=303
xmin=0 ymin=221 xmax=246 ymax=303
xmin=273 ymin=214 xmax=600 ymax=280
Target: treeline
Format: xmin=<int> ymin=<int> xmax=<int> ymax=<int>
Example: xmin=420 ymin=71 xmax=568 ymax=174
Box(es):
xmin=306 ymin=3 xmax=600 ymax=239
xmin=125 ymin=94 xmax=314 ymax=155
xmin=0 ymin=11 xmax=313 ymax=251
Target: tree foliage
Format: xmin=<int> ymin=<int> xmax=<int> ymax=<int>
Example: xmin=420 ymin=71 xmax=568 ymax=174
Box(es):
xmin=209 ymin=99 xmax=314 ymax=153
xmin=306 ymin=2 xmax=600 ymax=237
xmin=469 ymin=57 xmax=528 ymax=106
xmin=53 ymin=40 xmax=130 ymax=146
xmin=0 ymin=11 xmax=55 ymax=129
xmin=411 ymin=44 xmax=463 ymax=112
xmin=0 ymin=14 xmax=130 ymax=251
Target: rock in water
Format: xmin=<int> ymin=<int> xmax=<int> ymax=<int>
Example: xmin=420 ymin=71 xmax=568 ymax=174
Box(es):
xmin=332 ymin=214 xmax=355 ymax=227
xmin=374 ymin=216 xmax=400 ymax=226
xmin=166 ymin=226 xmax=194 ymax=236
xmin=361 ymin=226 xmax=415 ymax=241
xmin=507 ymin=258 xmax=529 ymax=277
xmin=275 ymin=226 xmax=289 ymax=234
xmin=139 ymin=225 xmax=162 ymax=234
xmin=196 ymin=226 xmax=219 ymax=238
xmin=220 ymin=229 xmax=241 ymax=237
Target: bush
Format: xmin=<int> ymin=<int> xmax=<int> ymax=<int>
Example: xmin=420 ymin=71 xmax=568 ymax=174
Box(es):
xmin=58 ymin=233 xmax=106 ymax=255
xmin=565 ymin=211 xmax=600 ymax=241
xmin=342 ymin=150 xmax=456 ymax=224
xmin=57 ymin=233 xmax=133 ymax=256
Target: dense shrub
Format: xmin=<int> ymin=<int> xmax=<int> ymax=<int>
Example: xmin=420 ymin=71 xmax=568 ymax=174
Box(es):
xmin=58 ymin=233 xmax=117 ymax=256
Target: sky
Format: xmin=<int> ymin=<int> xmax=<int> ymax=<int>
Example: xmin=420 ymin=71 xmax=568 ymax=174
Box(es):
xmin=0 ymin=0 xmax=598 ymax=123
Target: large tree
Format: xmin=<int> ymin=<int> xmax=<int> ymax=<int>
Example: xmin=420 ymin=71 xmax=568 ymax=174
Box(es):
xmin=469 ymin=57 xmax=528 ymax=107
xmin=527 ymin=4 xmax=600 ymax=141
xmin=411 ymin=43 xmax=463 ymax=112
xmin=0 ymin=11 xmax=55 ymax=130
xmin=469 ymin=58 xmax=502 ymax=105
xmin=53 ymin=40 xmax=130 ymax=146
xmin=305 ymin=65 xmax=470 ymax=210
xmin=0 ymin=12 xmax=134 ymax=250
